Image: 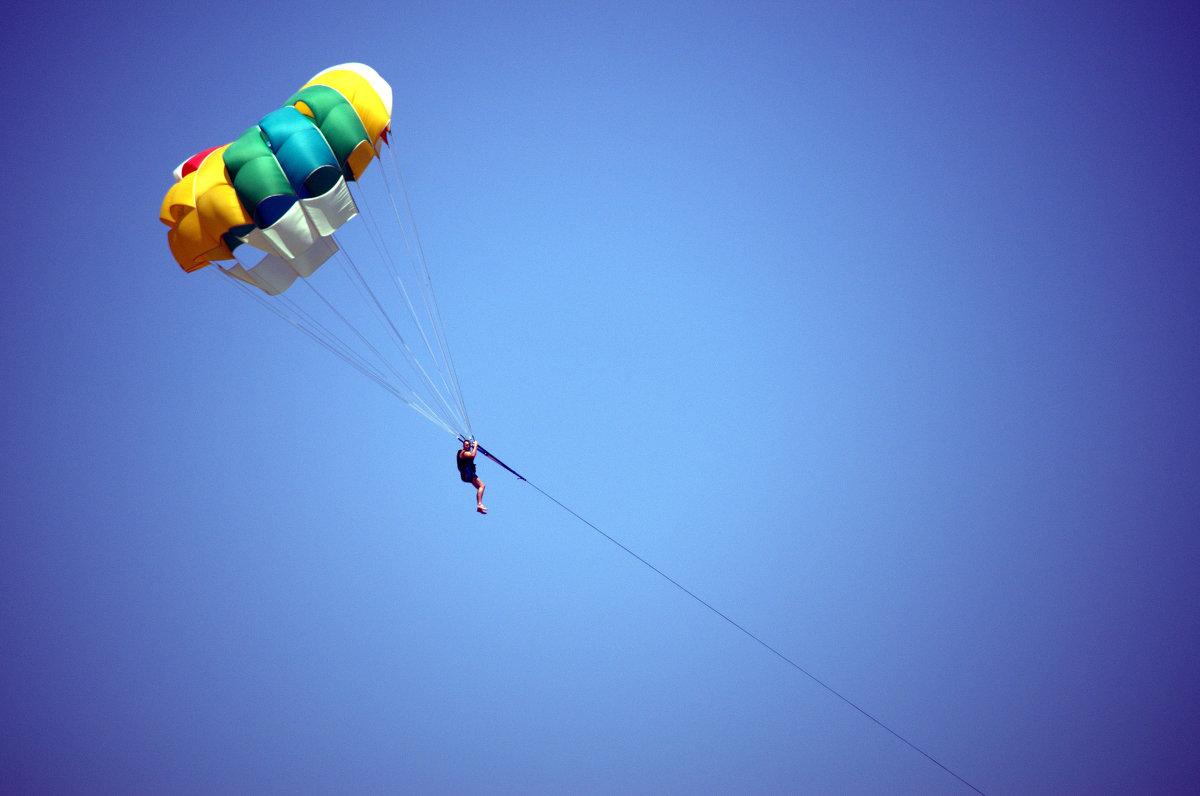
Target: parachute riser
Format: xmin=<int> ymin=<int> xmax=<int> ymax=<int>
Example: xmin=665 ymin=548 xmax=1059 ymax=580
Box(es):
xmin=458 ymin=436 xmax=527 ymax=481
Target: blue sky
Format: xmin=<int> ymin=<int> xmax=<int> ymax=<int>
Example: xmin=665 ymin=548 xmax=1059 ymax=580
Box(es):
xmin=2 ymin=2 xmax=1198 ymax=793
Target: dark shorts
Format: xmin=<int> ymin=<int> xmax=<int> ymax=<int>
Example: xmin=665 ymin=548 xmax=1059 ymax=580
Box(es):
xmin=459 ymin=466 xmax=477 ymax=483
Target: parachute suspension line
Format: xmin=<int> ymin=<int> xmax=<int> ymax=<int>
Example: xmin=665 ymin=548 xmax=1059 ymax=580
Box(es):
xmin=381 ymin=142 xmax=473 ymax=438
xmin=294 ymin=263 xmax=464 ymax=436
xmin=215 ymin=267 xmax=384 ymax=384
xmin=371 ymin=156 xmax=473 ymax=440
xmin=212 ymin=268 xmax=458 ymax=435
xmin=349 ymin=180 xmax=460 ymax=420
xmin=331 ymin=239 xmax=471 ymax=438
xmin=497 ymin=462 xmax=988 ymax=796
xmin=278 ymin=288 xmax=456 ymax=434
xmin=342 ymin=185 xmax=469 ymax=436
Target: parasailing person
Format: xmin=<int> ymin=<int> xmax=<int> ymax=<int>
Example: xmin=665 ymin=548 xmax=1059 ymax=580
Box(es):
xmin=457 ymin=439 xmax=487 ymax=514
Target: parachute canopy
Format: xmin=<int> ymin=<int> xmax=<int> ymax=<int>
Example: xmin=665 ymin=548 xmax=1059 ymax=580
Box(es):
xmin=159 ymin=63 xmax=392 ymax=295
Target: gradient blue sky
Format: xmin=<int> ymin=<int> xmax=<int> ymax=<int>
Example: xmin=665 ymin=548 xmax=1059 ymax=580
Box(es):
xmin=2 ymin=2 xmax=1198 ymax=793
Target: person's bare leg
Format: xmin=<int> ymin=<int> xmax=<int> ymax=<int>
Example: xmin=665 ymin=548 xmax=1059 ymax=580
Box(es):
xmin=475 ymin=478 xmax=487 ymax=513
